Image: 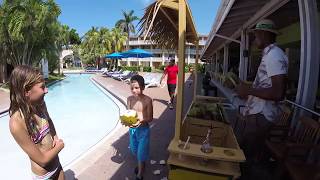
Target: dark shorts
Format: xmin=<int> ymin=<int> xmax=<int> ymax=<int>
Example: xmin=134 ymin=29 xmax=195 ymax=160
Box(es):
xmin=167 ymin=84 xmax=176 ymax=95
xmin=236 ymin=114 xmax=274 ymax=161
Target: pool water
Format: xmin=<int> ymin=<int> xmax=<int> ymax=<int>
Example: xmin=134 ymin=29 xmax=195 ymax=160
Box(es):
xmin=0 ymin=74 xmax=120 ymax=179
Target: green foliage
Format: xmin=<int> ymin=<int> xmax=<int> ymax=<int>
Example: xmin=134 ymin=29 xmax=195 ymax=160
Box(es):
xmin=0 ymin=0 xmax=62 ymax=66
xmin=143 ymin=66 xmax=152 ymax=72
xmin=153 ymin=69 xmax=163 ymax=73
xmin=69 ymin=28 xmax=81 ymax=45
xmin=184 ymin=65 xmax=190 ymax=72
xmin=196 ymin=63 xmax=205 ymax=73
xmin=46 ymin=73 xmax=64 ymax=84
xmin=121 ymin=66 xmax=152 ymax=72
xmin=74 ymin=27 xmax=127 ymax=66
xmin=122 ymin=66 xmax=139 ymax=72
xmin=158 ymin=65 xmax=166 ymax=70
xmin=115 ymin=10 xmax=139 ymax=49
xmin=47 ymin=51 xmax=59 ymax=74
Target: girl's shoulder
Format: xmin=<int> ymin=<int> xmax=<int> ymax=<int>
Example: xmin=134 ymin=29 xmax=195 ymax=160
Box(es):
xmin=9 ymin=111 xmax=26 ymax=133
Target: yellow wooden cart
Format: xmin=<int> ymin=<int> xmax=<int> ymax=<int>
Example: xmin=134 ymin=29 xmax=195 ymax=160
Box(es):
xmin=167 ymin=96 xmax=245 ymax=179
xmin=139 ymin=0 xmax=246 ymax=179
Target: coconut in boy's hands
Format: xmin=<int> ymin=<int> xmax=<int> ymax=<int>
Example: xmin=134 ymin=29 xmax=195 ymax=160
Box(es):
xmin=120 ymin=110 xmax=138 ymax=126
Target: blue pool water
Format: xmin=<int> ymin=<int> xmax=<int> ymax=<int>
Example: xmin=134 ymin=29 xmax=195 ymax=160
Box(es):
xmin=0 ymin=74 xmax=120 ymax=179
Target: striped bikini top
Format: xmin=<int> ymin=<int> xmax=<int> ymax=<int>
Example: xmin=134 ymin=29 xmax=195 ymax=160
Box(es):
xmin=31 ymin=117 xmax=50 ymax=144
xmin=19 ymin=109 xmax=51 ymax=144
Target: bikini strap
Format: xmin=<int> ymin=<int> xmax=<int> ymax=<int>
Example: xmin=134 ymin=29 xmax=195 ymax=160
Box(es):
xmin=18 ymin=108 xmax=25 ymax=120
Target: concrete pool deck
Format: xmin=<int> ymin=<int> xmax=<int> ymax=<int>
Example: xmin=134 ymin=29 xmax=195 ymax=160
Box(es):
xmin=0 ymin=89 xmax=9 ymax=114
xmin=73 ymin=73 xmax=194 ymax=180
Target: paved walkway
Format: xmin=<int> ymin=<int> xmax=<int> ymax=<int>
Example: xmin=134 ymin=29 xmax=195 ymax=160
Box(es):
xmin=0 ymin=89 xmax=10 ymax=114
xmin=75 ymin=74 xmax=193 ymax=180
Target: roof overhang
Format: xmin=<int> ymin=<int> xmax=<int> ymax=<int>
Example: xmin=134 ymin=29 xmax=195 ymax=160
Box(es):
xmin=201 ymin=0 xmax=285 ymax=59
xmin=138 ymin=0 xmax=199 ymax=50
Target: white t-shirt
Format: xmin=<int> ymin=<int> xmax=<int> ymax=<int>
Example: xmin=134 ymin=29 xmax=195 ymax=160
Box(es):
xmin=243 ymin=44 xmax=288 ymax=122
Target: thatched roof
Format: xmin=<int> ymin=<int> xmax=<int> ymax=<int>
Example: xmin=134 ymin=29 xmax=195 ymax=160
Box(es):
xmin=138 ymin=0 xmax=198 ymax=50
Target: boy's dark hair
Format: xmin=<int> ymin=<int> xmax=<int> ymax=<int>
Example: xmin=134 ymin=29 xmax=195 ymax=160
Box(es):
xmin=130 ymin=75 xmax=145 ymax=89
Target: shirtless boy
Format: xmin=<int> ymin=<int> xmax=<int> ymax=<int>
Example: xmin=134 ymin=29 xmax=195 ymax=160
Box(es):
xmin=127 ymin=75 xmax=153 ymax=180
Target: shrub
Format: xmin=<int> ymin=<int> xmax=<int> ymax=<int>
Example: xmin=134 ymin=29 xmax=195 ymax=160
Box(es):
xmin=158 ymin=65 xmax=166 ymax=70
xmin=143 ymin=66 xmax=152 ymax=72
xmin=196 ymin=64 xmax=205 ymax=73
xmin=122 ymin=66 xmax=139 ymax=72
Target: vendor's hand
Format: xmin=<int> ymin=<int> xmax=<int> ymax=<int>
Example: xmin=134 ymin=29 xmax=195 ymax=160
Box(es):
xmin=235 ymin=82 xmax=250 ymax=99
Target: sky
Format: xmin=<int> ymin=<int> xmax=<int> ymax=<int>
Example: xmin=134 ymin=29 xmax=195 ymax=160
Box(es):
xmin=55 ymin=0 xmax=221 ymax=37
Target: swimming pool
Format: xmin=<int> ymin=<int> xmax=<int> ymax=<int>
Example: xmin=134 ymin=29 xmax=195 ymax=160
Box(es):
xmin=0 ymin=74 xmax=121 ymax=179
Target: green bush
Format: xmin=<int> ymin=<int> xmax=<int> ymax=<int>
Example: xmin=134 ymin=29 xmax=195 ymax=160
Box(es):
xmin=153 ymin=69 xmax=164 ymax=73
xmin=158 ymin=65 xmax=166 ymax=70
xmin=143 ymin=66 xmax=152 ymax=72
xmin=196 ymin=64 xmax=205 ymax=73
xmin=48 ymin=58 xmax=59 ymax=74
xmin=122 ymin=66 xmax=139 ymax=72
xmin=184 ymin=64 xmax=191 ymax=72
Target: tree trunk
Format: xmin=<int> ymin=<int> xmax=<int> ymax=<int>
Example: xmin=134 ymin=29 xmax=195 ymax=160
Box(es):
xmin=26 ymin=44 xmax=34 ymax=66
xmin=127 ymin=29 xmax=130 ymax=50
xmin=22 ymin=39 xmax=29 ymax=65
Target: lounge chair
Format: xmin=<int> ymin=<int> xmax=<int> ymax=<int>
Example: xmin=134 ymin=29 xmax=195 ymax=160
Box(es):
xmin=115 ymin=72 xmax=138 ymax=82
xmin=100 ymin=68 xmax=110 ymax=74
xmin=141 ymin=73 xmax=152 ymax=83
xmin=111 ymin=70 xmax=130 ymax=79
xmin=103 ymin=69 xmax=123 ymax=77
xmin=145 ymin=73 xmax=164 ymax=88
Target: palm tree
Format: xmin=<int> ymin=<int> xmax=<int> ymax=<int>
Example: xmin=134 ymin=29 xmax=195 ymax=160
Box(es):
xmin=98 ymin=27 xmax=112 ymax=56
xmin=111 ymin=27 xmax=127 ymax=68
xmin=82 ymin=27 xmax=100 ymax=65
xmin=0 ymin=0 xmax=61 ymax=66
xmin=75 ymin=26 xmax=127 ymax=68
xmin=59 ymin=25 xmax=70 ymax=49
xmin=111 ymin=27 xmax=127 ymax=52
xmin=115 ymin=10 xmax=139 ymax=50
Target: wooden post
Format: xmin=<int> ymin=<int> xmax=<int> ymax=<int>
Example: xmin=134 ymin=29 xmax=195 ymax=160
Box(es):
xmin=174 ymin=0 xmax=186 ymax=141
xmin=193 ymin=40 xmax=199 ymax=101
xmin=223 ymin=44 xmax=229 ymax=75
xmin=239 ymin=30 xmax=248 ymax=80
xmin=215 ymin=51 xmax=220 ymax=72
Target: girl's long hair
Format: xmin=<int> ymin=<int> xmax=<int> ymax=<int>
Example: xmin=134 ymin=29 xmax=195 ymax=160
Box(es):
xmin=9 ymin=65 xmax=44 ymax=138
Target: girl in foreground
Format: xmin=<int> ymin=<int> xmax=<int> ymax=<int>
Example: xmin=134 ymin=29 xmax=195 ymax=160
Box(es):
xmin=9 ymin=65 xmax=65 ymax=179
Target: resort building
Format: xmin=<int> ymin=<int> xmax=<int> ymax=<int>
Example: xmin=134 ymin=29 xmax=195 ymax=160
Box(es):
xmin=119 ymin=35 xmax=207 ymax=68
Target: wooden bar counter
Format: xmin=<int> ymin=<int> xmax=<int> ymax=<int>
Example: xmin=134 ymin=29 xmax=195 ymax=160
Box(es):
xmin=167 ymin=96 xmax=245 ymax=179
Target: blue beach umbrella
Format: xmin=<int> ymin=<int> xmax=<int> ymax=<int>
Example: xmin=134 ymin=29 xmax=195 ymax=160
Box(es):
xmin=121 ymin=48 xmax=153 ymax=58
xmin=105 ymin=52 xmax=124 ymax=59
xmin=105 ymin=52 xmax=123 ymax=68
